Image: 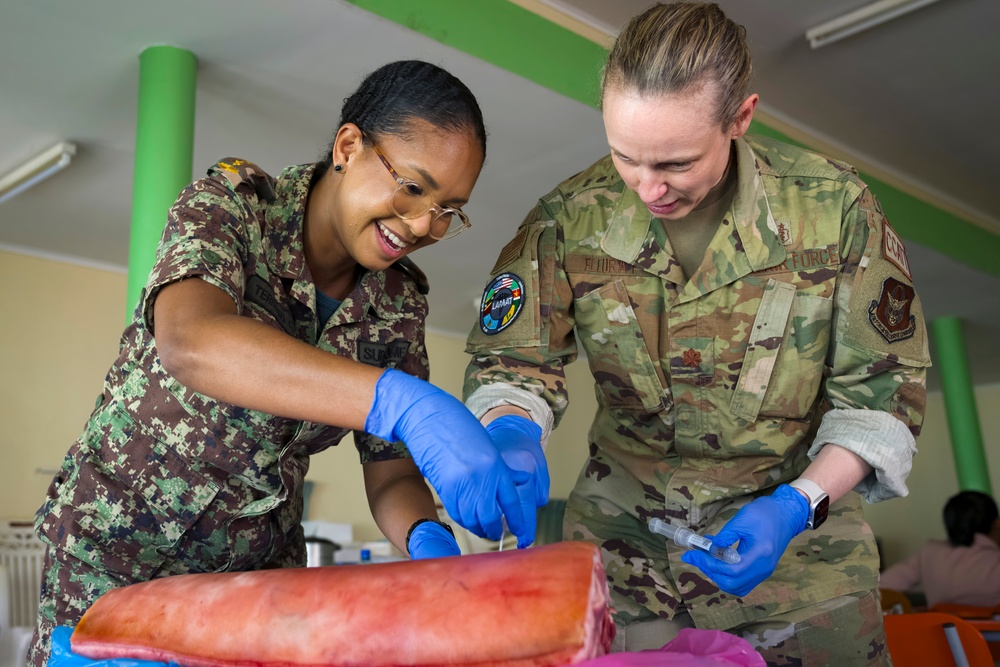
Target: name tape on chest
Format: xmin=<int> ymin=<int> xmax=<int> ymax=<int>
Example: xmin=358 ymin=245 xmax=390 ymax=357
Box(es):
xmin=564 ymin=255 xmax=636 ymax=275
xmin=358 ymin=340 xmax=410 ymax=367
xmin=245 ymin=274 xmax=296 ymax=335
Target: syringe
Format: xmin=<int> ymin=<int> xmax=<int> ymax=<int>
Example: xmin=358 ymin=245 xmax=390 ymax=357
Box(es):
xmin=648 ymin=518 xmax=741 ymax=564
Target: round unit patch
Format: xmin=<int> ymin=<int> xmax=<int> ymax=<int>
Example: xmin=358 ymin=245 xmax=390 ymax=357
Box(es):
xmin=479 ymin=272 xmax=524 ymax=335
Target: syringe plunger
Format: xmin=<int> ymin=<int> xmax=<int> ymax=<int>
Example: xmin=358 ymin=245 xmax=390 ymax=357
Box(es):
xmin=647 ymin=518 xmax=741 ymax=564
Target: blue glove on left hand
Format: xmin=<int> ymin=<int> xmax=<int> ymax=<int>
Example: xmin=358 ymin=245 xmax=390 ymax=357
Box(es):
xmin=48 ymin=626 xmax=178 ymax=667
xmin=484 ymin=415 xmax=550 ymax=548
xmin=364 ymin=369 xmax=525 ymax=543
xmin=681 ymin=484 xmax=808 ymax=597
xmin=407 ymin=520 xmax=462 ymax=560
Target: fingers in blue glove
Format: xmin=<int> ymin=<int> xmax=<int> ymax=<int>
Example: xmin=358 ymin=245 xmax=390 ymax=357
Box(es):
xmin=407 ymin=521 xmax=462 ymax=560
xmin=484 ymin=415 xmax=550 ymax=505
xmin=680 ymin=485 xmax=809 ymax=597
xmin=364 ymin=370 xmax=525 ymax=542
xmin=512 ymin=484 xmax=537 ymax=549
xmin=484 ymin=414 xmax=549 ymax=547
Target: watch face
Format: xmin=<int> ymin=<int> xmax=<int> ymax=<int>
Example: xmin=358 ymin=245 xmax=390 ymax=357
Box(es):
xmin=811 ymin=494 xmax=830 ymax=529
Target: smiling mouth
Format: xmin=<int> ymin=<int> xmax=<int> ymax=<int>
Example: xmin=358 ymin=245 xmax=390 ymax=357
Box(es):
xmin=377 ymin=221 xmax=410 ymax=253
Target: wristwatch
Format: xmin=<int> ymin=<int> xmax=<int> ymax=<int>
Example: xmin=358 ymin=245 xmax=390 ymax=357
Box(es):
xmin=789 ymin=479 xmax=830 ymax=530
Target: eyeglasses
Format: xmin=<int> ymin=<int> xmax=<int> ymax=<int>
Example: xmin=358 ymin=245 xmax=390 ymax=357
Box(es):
xmin=364 ymin=132 xmax=471 ymax=241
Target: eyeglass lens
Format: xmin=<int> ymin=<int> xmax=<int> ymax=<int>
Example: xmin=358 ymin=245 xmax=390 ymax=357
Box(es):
xmin=391 ymin=185 xmax=468 ymax=239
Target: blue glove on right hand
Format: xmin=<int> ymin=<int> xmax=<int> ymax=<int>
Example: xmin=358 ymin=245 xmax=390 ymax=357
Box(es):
xmin=48 ymin=626 xmax=177 ymax=667
xmin=407 ymin=520 xmax=462 ymax=560
xmin=681 ymin=484 xmax=808 ymax=597
xmin=365 ymin=369 xmax=525 ymax=543
xmin=484 ymin=415 xmax=549 ymax=548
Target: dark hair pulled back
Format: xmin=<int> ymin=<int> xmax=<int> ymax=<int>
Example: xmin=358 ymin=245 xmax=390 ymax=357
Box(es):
xmin=316 ymin=60 xmax=487 ymax=180
xmin=943 ymin=490 xmax=998 ymax=547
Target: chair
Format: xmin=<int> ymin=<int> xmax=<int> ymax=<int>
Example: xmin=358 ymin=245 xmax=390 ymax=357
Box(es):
xmin=930 ymin=603 xmax=999 ymax=620
xmin=880 ymin=587 xmax=914 ymax=615
xmin=965 ymin=620 xmax=1000 ymax=664
xmin=884 ymin=612 xmax=994 ymax=667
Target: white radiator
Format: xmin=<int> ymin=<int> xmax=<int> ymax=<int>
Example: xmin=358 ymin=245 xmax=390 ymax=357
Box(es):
xmin=0 ymin=521 xmax=45 ymax=629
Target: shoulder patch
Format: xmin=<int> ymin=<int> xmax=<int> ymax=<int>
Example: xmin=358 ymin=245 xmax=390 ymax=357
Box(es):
xmin=868 ymin=277 xmax=916 ymax=342
xmin=491 ymin=227 xmax=528 ymax=274
xmin=479 ymin=272 xmax=524 ymax=335
xmin=881 ymin=223 xmax=912 ymax=281
xmin=208 ymin=158 xmax=276 ymax=203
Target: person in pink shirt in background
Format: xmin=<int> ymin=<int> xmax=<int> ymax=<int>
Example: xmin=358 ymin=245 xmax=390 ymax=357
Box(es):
xmin=880 ymin=490 xmax=1000 ymax=608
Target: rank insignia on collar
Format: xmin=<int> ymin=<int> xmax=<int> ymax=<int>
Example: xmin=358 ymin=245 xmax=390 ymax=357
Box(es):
xmin=479 ymin=272 xmax=524 ymax=335
xmin=868 ymin=277 xmax=916 ymax=342
xmin=777 ymin=222 xmax=792 ymax=246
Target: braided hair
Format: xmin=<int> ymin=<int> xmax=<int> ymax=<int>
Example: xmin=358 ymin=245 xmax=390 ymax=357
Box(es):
xmin=316 ymin=60 xmax=486 ymax=179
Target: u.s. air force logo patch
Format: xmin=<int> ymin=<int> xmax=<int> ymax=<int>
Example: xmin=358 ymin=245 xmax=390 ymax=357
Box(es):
xmin=479 ymin=272 xmax=524 ymax=335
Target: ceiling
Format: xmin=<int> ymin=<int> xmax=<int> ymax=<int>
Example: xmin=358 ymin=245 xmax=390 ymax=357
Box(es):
xmin=1 ymin=0 xmax=998 ymax=389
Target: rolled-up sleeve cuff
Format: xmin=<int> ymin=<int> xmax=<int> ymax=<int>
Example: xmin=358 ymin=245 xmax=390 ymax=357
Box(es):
xmin=465 ymin=384 xmax=555 ymax=450
xmin=809 ymin=409 xmax=917 ymax=503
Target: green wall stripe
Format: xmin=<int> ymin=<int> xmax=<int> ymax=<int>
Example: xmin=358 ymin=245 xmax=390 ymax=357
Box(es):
xmin=347 ymin=0 xmax=1000 ymax=279
xmin=750 ymin=124 xmax=1000 ymax=278
xmin=347 ymin=0 xmax=606 ymax=106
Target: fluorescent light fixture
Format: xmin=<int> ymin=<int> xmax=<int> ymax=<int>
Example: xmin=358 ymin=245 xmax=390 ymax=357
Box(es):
xmin=0 ymin=141 xmax=77 ymax=204
xmin=533 ymin=0 xmax=619 ymax=37
xmin=806 ymin=0 xmax=942 ymax=49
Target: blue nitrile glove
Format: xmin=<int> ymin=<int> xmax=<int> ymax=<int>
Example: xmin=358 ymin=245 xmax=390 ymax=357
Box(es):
xmin=48 ymin=626 xmax=179 ymax=667
xmin=365 ymin=368 xmax=525 ymax=542
xmin=681 ymin=484 xmax=809 ymax=597
xmin=407 ymin=520 xmax=462 ymax=560
xmin=484 ymin=415 xmax=550 ymax=548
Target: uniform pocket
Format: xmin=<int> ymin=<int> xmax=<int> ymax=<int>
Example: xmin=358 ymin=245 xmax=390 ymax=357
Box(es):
xmin=69 ymin=405 xmax=221 ymax=579
xmin=574 ymin=280 xmax=668 ymax=412
xmin=732 ymin=281 xmax=832 ymax=421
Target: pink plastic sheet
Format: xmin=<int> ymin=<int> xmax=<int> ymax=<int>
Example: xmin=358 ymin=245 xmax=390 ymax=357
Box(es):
xmin=574 ymin=628 xmax=765 ymax=667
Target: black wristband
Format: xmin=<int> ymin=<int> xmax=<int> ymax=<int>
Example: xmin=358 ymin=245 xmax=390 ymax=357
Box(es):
xmin=405 ymin=518 xmax=455 ymax=551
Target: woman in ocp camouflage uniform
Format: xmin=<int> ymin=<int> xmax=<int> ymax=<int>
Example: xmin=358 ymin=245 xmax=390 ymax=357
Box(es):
xmin=464 ymin=4 xmax=929 ymax=665
xmin=32 ymin=60 xmax=547 ymax=667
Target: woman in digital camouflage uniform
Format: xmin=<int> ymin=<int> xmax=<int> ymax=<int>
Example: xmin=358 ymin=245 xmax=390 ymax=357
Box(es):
xmin=32 ymin=60 xmax=546 ymax=667
xmin=464 ymin=4 xmax=929 ymax=665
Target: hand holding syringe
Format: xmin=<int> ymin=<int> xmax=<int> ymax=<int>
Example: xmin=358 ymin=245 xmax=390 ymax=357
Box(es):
xmin=648 ymin=518 xmax=741 ymax=564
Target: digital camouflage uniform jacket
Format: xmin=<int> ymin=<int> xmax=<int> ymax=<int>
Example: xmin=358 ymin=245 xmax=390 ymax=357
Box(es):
xmin=464 ymin=136 xmax=930 ymax=631
xmin=36 ymin=158 xmax=427 ymax=584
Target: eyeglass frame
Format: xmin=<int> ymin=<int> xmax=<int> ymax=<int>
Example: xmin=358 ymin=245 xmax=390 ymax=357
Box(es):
xmin=362 ymin=131 xmax=472 ymax=241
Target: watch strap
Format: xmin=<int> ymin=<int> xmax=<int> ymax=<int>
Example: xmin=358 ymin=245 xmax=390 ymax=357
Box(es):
xmin=789 ymin=478 xmax=826 ymax=504
xmin=789 ymin=478 xmax=830 ymax=530
xmin=405 ymin=518 xmax=455 ymax=550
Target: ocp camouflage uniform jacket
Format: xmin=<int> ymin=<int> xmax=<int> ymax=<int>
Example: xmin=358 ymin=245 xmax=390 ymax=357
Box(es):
xmin=464 ymin=135 xmax=930 ymax=630
xmin=37 ymin=158 xmax=425 ymax=584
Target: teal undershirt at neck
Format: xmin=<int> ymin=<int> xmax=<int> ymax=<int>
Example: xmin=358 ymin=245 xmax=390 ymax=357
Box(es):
xmin=315 ymin=290 xmax=342 ymax=327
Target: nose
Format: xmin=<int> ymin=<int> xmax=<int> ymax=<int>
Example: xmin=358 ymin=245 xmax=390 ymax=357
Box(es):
xmin=402 ymin=210 xmax=435 ymax=240
xmin=635 ymin=169 xmax=668 ymax=204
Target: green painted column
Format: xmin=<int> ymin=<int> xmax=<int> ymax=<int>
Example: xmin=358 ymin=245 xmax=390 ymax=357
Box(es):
xmin=931 ymin=316 xmax=991 ymax=493
xmin=126 ymin=45 xmax=197 ymax=320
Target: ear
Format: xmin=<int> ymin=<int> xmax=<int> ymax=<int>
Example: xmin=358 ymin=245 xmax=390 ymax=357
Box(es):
xmin=729 ymin=94 xmax=759 ymax=140
xmin=331 ymin=123 xmax=365 ymax=168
